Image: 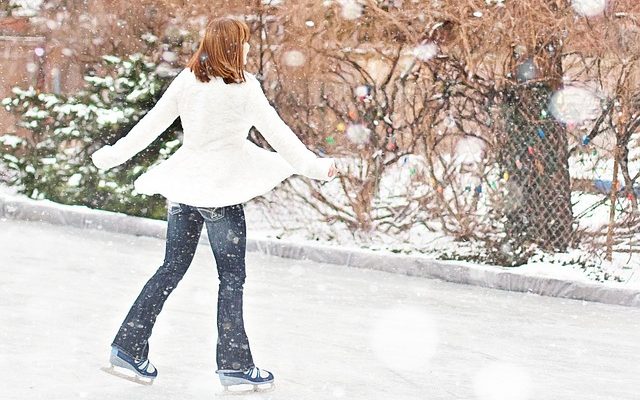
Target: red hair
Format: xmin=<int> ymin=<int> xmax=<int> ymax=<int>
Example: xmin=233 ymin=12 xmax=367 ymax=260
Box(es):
xmin=186 ymin=17 xmax=250 ymax=84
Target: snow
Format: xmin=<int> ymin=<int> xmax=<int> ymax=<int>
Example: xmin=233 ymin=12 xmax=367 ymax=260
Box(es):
xmin=549 ymin=86 xmax=601 ymax=125
xmin=370 ymin=307 xmax=438 ymax=371
xmin=454 ymin=137 xmax=485 ymax=164
xmin=243 ymin=176 xmax=640 ymax=289
xmin=569 ymin=146 xmax=640 ymax=185
xmin=1 ymin=161 xmax=639 ymax=292
xmin=572 ymin=0 xmax=607 ymax=17
xmin=474 ymin=362 xmax=532 ymax=400
xmin=282 ymin=50 xmax=306 ymax=67
xmin=95 ymin=108 xmax=127 ymax=126
xmin=345 ymin=123 xmax=371 ymax=144
xmin=8 ymin=177 xmax=635 ymax=290
xmin=510 ymin=261 xmax=596 ymax=283
xmin=0 ymin=135 xmax=24 ymax=148
xmin=67 ymin=173 xmax=82 ymax=187
xmin=516 ymin=59 xmax=537 ymax=82
xmin=9 ymin=0 xmax=43 ymax=16
xmin=338 ymin=0 xmax=363 ymax=20
xmin=1 ymin=218 xmax=639 ymax=399
xmin=412 ymin=43 xmax=439 ymax=61
xmin=354 ymin=85 xmax=369 ymax=98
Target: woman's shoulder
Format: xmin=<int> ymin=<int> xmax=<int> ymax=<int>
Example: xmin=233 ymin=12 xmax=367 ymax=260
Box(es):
xmin=175 ymin=68 xmax=260 ymax=95
xmin=169 ymin=67 xmax=194 ymax=88
xmin=178 ymin=67 xmax=194 ymax=81
xmin=243 ymin=71 xmax=259 ymax=85
xmin=243 ymin=72 xmax=266 ymax=96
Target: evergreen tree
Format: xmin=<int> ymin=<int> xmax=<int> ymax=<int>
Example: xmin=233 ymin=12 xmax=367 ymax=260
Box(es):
xmin=0 ymin=52 xmax=184 ymax=219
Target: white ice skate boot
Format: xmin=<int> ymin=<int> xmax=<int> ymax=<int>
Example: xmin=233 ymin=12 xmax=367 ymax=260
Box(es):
xmin=101 ymin=346 xmax=158 ymax=385
xmin=215 ymin=366 xmax=275 ymax=393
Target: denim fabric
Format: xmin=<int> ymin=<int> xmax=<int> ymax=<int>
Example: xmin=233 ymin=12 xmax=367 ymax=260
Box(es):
xmin=111 ymin=202 xmax=254 ymax=371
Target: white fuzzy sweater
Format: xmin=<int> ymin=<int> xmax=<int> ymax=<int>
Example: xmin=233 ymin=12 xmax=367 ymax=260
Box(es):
xmin=90 ymin=68 xmax=335 ymax=207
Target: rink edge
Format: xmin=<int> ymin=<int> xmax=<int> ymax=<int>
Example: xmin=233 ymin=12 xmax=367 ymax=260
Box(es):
xmin=1 ymin=193 xmax=638 ymax=308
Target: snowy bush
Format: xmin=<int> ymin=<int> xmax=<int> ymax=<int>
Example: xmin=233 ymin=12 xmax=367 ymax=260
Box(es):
xmin=242 ymin=0 xmax=640 ymax=272
xmin=2 ymin=0 xmax=640 ymax=279
xmin=0 ymin=52 xmax=184 ymax=218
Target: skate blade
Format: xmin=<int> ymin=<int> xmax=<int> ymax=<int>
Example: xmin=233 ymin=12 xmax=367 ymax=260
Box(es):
xmin=215 ymin=382 xmax=275 ymax=396
xmin=100 ymin=365 xmax=154 ymax=386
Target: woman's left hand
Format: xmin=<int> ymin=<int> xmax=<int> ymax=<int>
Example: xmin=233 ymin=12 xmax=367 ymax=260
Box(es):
xmin=91 ymin=145 xmax=119 ymax=170
xmin=328 ymin=161 xmax=338 ymax=178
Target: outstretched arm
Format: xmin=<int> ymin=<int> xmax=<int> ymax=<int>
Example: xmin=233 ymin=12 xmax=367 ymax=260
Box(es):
xmin=247 ymin=75 xmax=335 ymax=181
xmin=91 ymin=69 xmax=187 ymax=170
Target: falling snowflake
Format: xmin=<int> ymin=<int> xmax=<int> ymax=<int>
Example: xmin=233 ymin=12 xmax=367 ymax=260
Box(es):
xmin=444 ymin=113 xmax=456 ymax=128
xmin=345 ymin=124 xmax=371 ymax=144
xmin=339 ymin=0 xmax=363 ymax=20
xmin=572 ymin=0 xmax=607 ymax=17
xmin=516 ymin=59 xmax=537 ymax=82
xmin=45 ymin=19 xmax=58 ymax=30
xmin=282 ymin=50 xmax=306 ymax=67
xmin=161 ymin=51 xmax=177 ymax=62
xmin=549 ymin=86 xmax=601 ymax=124
xmin=354 ymin=85 xmax=370 ymax=99
xmin=455 ymin=137 xmax=485 ymax=164
xmin=413 ymin=42 xmax=439 ymax=61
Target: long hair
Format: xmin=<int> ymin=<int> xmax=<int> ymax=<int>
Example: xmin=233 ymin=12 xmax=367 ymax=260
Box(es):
xmin=186 ymin=17 xmax=250 ymax=84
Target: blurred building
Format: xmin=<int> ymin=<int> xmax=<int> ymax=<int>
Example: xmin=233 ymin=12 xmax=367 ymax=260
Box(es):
xmin=0 ymin=8 xmax=84 ymax=137
xmin=1 ymin=14 xmax=43 ymax=136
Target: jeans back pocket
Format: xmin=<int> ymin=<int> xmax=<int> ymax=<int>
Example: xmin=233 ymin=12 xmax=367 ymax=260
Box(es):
xmin=196 ymin=206 xmax=225 ymax=222
xmin=168 ymin=203 xmax=183 ymax=216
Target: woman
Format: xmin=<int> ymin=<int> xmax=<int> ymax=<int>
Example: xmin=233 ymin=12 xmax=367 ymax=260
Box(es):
xmin=91 ymin=17 xmax=337 ymax=391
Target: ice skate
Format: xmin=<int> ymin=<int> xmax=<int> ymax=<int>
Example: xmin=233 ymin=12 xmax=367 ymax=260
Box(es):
xmin=215 ymin=366 xmax=275 ymax=394
xmin=101 ymin=346 xmax=158 ymax=386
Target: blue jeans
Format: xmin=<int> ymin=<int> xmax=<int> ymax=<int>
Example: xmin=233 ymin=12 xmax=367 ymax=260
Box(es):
xmin=111 ymin=202 xmax=255 ymax=371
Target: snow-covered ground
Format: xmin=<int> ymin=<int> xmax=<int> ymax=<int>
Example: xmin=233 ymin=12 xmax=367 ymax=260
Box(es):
xmin=243 ymin=185 xmax=640 ymax=290
xmin=1 ymin=179 xmax=639 ymax=289
xmin=1 ymin=218 xmax=639 ymax=400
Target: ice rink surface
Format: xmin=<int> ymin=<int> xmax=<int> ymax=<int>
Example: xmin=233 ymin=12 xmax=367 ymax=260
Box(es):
xmin=1 ymin=218 xmax=638 ymax=400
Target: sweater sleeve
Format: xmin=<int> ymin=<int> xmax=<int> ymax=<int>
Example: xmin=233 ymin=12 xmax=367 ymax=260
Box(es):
xmin=90 ymin=68 xmax=187 ymax=170
xmin=246 ymin=75 xmax=334 ymax=181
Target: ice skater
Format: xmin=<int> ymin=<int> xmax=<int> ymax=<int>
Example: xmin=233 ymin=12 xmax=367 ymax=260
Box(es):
xmin=90 ymin=16 xmax=337 ymax=391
